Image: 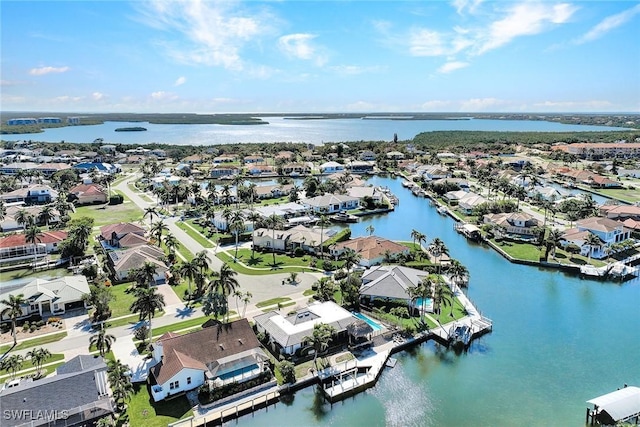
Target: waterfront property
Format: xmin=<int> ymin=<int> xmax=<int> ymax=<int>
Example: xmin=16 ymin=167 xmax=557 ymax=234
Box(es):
xmin=303 ymin=193 xmax=360 ymax=214
xmin=330 ymin=236 xmax=410 ymax=267
xmin=99 ymin=222 xmax=147 ymax=249
xmin=253 ymin=301 xmax=359 ymax=356
xmin=252 ymin=225 xmax=331 ymax=254
xmin=586 ymin=386 xmax=640 ymax=425
xmin=0 ymin=230 xmax=67 ymax=265
xmin=149 ymin=319 xmax=269 ymax=401
xmin=0 ymin=275 xmax=89 ymax=320
xmin=359 ymin=265 xmax=431 ymax=311
xmin=562 ymin=216 xmax=633 ymax=259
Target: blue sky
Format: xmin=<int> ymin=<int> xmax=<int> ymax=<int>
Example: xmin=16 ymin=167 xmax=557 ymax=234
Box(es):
xmin=2 ymin=1 xmax=639 ymax=113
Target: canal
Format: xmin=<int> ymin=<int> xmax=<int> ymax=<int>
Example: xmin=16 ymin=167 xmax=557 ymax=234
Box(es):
xmin=237 ymin=175 xmax=640 ymax=427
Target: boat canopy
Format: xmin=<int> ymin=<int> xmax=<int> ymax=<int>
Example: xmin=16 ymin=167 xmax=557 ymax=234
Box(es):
xmin=587 ymin=386 xmax=640 ymax=423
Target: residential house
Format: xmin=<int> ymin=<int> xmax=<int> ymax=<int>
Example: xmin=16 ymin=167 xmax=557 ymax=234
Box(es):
xmin=562 ymin=217 xmax=632 ymax=259
xmin=149 ymin=318 xmax=269 ymax=401
xmin=107 ymin=244 xmax=168 ymax=282
xmin=0 ymin=204 xmax=60 ymax=231
xmin=275 ymin=151 xmax=295 ymax=161
xmin=0 ymin=162 xmax=71 ymax=177
xmin=359 ymin=265 xmax=431 ymax=311
xmin=210 ymin=165 xmax=239 ymax=178
xmin=243 ymin=155 xmax=265 ymax=164
xmin=585 ymin=175 xmax=622 ymax=189
xmin=386 ymin=151 xmax=405 ymax=160
xmin=282 ymin=163 xmax=310 ymax=176
xmin=457 ymin=193 xmax=488 ymax=214
xmin=319 ymin=161 xmax=345 ymax=174
xmin=73 ymin=162 xmax=119 ymax=175
xmin=483 ymin=212 xmax=540 ymax=237
xmin=303 ymin=194 xmax=360 ymax=214
xmin=182 ymin=154 xmax=208 ymax=164
xmin=417 ymin=165 xmax=450 ymax=181
xmin=68 ymin=183 xmax=108 ymax=205
xmin=346 ymin=160 xmax=375 ymax=173
xmin=359 ymin=150 xmax=377 ymax=161
xmin=246 ymin=164 xmax=275 ymax=176
xmin=99 ymin=222 xmax=147 ymax=249
xmin=330 ymin=236 xmax=410 ymax=267
xmin=0 ymin=275 xmax=89 ymax=320
xmin=0 ymin=184 xmax=58 ymax=204
xmin=252 ymin=225 xmax=331 ymax=253
xmin=599 ymin=204 xmax=640 ymax=221
xmin=254 ymin=184 xmax=293 ymax=200
xmin=213 ymin=155 xmax=237 ymax=163
xmin=254 ymin=202 xmax=315 ymax=226
xmin=0 ymin=230 xmax=67 ymax=265
xmin=253 ymin=301 xmax=358 ymax=356
xmin=0 ymin=355 xmax=113 ymax=427
xmin=346 ymin=186 xmax=383 ymax=204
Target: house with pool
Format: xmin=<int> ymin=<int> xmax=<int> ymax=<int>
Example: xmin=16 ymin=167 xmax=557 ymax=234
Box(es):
xmin=253 ymin=301 xmax=375 ymax=357
xmin=148 ymin=319 xmax=270 ymax=402
xmin=359 ymin=265 xmax=434 ymax=314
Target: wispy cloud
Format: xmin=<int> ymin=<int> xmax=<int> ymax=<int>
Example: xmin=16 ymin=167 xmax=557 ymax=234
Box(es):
xmin=329 ymin=65 xmax=385 ymax=76
xmin=174 ymin=76 xmax=187 ymax=86
xmin=151 ymin=91 xmax=178 ymax=101
xmin=575 ymin=4 xmax=640 ymax=44
xmin=452 ymin=0 xmax=484 ymax=16
xmin=29 ymin=66 xmax=70 ymax=76
xmin=475 ymin=2 xmax=577 ymax=55
xmin=278 ymin=33 xmax=328 ymax=66
xmin=92 ymin=92 xmax=105 ymax=100
xmin=134 ymin=0 xmax=274 ymax=70
xmin=438 ymin=61 xmax=469 ymax=73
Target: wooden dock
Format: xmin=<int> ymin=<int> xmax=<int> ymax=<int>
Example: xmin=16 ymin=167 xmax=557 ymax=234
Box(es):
xmin=320 ymin=350 xmax=391 ymax=402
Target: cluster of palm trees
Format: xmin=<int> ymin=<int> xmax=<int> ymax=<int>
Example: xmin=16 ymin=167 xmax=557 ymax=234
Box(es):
xmin=0 ymin=347 xmax=51 ymax=380
xmin=107 ymin=359 xmax=134 ymax=414
xmin=408 ymin=274 xmax=455 ymax=324
xmin=1 ymin=293 xmax=26 ymax=345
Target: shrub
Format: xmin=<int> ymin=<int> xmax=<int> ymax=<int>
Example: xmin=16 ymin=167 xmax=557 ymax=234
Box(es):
xmin=30 ymin=325 xmax=37 ymax=333
xmin=23 ymin=323 xmax=30 ymax=332
xmin=322 ymin=260 xmax=335 ymax=271
xmin=134 ymin=324 xmax=149 ymax=342
xmin=565 ymin=243 xmax=581 ymax=254
xmin=47 ymin=317 xmax=61 ymax=324
xmin=333 ymin=270 xmax=348 ymax=280
xmin=293 ymin=247 xmax=305 ymax=257
xmin=276 ymin=360 xmax=296 ymax=384
xmin=109 ymin=194 xmax=124 ymax=205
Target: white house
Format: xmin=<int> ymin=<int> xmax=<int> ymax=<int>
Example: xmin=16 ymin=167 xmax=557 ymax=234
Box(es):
xmin=562 ymin=217 xmax=632 ymax=259
xmin=0 ymin=276 xmax=89 ymax=320
xmin=0 ymin=230 xmax=67 ymax=265
xmin=359 ymin=265 xmax=433 ymax=312
xmin=149 ymin=319 xmax=268 ymax=401
xmin=252 ymin=225 xmax=332 ymax=253
xmin=107 ymin=245 xmax=168 ymax=282
xmin=303 ymin=194 xmax=360 ymax=214
xmin=253 ymin=301 xmax=358 ymax=356
xmin=319 ymin=161 xmax=344 ymax=174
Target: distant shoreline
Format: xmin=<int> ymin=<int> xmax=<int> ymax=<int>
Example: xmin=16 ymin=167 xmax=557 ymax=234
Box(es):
xmin=115 ymin=126 xmax=147 ymax=132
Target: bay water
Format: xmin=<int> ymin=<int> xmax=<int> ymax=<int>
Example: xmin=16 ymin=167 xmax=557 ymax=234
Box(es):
xmin=236 ymin=176 xmax=639 ymax=427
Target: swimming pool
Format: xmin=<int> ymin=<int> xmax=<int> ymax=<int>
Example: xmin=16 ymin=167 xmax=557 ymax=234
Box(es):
xmin=415 ymin=298 xmax=433 ymax=312
xmin=352 ymin=312 xmax=384 ymax=331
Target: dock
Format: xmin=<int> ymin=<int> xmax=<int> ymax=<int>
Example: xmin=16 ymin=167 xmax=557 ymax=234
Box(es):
xmin=586 ymin=385 xmax=640 ymax=425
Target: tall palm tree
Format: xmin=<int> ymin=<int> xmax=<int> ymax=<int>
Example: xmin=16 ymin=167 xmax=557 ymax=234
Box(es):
xmin=24 ymin=225 xmax=43 ymax=269
xmin=38 ymin=204 xmax=56 ymax=230
xmin=150 ymin=220 xmax=169 ymax=247
xmin=429 ymin=238 xmax=449 ymax=273
xmin=1 ymin=293 xmax=26 ymax=345
xmin=408 ymin=280 xmax=430 ymax=322
xmin=431 ymin=275 xmax=453 ymax=317
xmin=447 ymin=259 xmax=469 ymax=288
xmin=164 ymin=232 xmax=178 ymax=255
xmin=267 ymin=213 xmax=285 ymax=266
xmin=89 ymin=327 xmax=116 ymax=357
xmin=246 ymin=210 xmax=262 ymax=258
xmin=584 ymin=232 xmax=603 ymax=262
xmin=26 ymin=347 xmax=52 ymax=377
xmin=143 ymin=206 xmax=159 ymax=224
xmin=545 ymin=228 xmax=564 ymax=260
xmin=229 ymin=209 xmax=246 ymax=261
xmin=318 ymin=215 xmax=330 ymax=260
xmin=303 ymin=323 xmax=336 ymax=369
xmin=232 ymin=175 xmax=245 ymax=209
xmin=215 ymin=263 xmax=239 ymax=302
xmin=130 ymin=261 xmax=158 ymax=288
xmin=129 ymin=286 xmax=165 ymax=343
xmin=107 ymin=359 xmax=133 ymax=413
xmin=0 ymin=200 xmax=6 ymax=223
xmin=15 ymin=209 xmax=33 ymax=230
xmin=178 ymin=259 xmax=200 ymax=303
xmin=339 ymin=248 xmax=361 ymax=272
xmin=410 ymin=229 xmax=421 ymax=248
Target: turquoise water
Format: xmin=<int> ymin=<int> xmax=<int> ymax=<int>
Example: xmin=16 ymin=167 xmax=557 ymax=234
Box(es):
xmin=353 ymin=312 xmax=383 ymax=331
xmin=236 ymin=175 xmax=640 ymax=426
xmin=3 ymin=117 xmax=624 ymax=145
xmin=415 ymin=297 xmax=433 ymax=311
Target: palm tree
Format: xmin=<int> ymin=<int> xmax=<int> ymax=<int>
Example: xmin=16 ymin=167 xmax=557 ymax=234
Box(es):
xmin=150 ymin=220 xmax=169 ymax=247
xmin=1 ymin=293 xmax=26 ymax=345
xmin=26 ymin=347 xmax=52 ymax=377
xmin=545 ymin=228 xmax=564 ymax=260
xmin=164 ymin=232 xmax=178 ymax=255
xmin=178 ymin=259 xmax=200 ymax=302
xmin=214 ymin=263 xmax=239 ymax=302
xmin=318 ymin=214 xmax=330 ymax=260
xmin=584 ymin=232 xmax=603 ymax=262
xmin=107 ymin=359 xmax=133 ymax=413
xmin=429 ymin=238 xmax=449 ymax=273
xmin=129 ymin=286 xmax=165 ymax=343
xmin=0 ymin=200 xmax=6 ymax=223
xmin=267 ymin=213 xmax=285 ymax=266
xmin=89 ymin=327 xmax=116 ymax=357
xmin=232 ymin=175 xmax=245 ymax=209
xmin=229 ymin=209 xmax=246 ymax=261
xmin=143 ymin=206 xmax=159 ymax=224
xmin=24 ymin=224 xmax=43 ymax=269
xmin=366 ymin=224 xmax=375 ymax=236
xmin=447 ymin=259 xmax=469 ymax=288
xmin=130 ymin=261 xmax=158 ymax=288
xmin=339 ymin=248 xmax=361 ymax=272
xmin=0 ymin=355 xmax=24 ymax=380
xmin=303 ymin=323 xmax=336 ymax=369
xmin=431 ymin=275 xmax=453 ymax=317
xmin=38 ymin=204 xmax=56 ymax=230
xmin=15 ymin=209 xmax=33 ymax=230
xmin=410 ymin=229 xmax=420 ymax=248
xmin=246 ymin=210 xmax=262 ymax=258
xmin=315 ymin=277 xmax=335 ymax=302
xmin=408 ymin=279 xmax=430 ymax=322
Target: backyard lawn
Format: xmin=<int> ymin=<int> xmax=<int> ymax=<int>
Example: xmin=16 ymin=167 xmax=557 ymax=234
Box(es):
xmin=127 ymin=383 xmax=193 ymax=427
xmin=71 ymin=194 xmax=143 ymax=227
xmin=216 ymin=250 xmax=325 ymax=275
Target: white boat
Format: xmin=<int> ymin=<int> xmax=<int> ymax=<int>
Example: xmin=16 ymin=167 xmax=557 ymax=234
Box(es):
xmin=437 ymin=206 xmax=448 ymax=215
xmin=449 ymin=324 xmax=471 ymax=349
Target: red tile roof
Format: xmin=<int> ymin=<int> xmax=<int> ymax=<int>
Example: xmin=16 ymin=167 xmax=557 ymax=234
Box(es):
xmin=0 ymin=230 xmax=68 ymax=248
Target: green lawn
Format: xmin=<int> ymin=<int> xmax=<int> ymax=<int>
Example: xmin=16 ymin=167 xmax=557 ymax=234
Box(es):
xmin=595 ymin=187 xmax=640 ymax=204
xmin=71 ymin=197 xmax=143 ymax=226
xmin=0 ymin=361 xmax=65 ymax=382
xmin=216 ymin=251 xmax=316 ymax=275
xmin=176 ymin=221 xmax=215 ymax=248
xmin=0 ymin=266 xmax=69 ymax=283
xmin=150 ymin=313 xmax=237 ymax=338
xmin=127 ymin=383 xmax=193 ymax=427
xmin=0 ymin=332 xmax=67 ymax=354
xmin=491 ymin=240 xmax=542 ymax=262
xmin=107 ymin=283 xmax=138 ymax=318
xmin=255 ymin=297 xmax=292 ymax=308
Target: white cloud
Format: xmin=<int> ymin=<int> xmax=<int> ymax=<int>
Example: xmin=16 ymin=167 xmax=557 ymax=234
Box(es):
xmin=174 ymin=76 xmax=187 ymax=86
xmin=29 ymin=66 xmax=70 ymax=76
xmin=134 ymin=0 xmax=274 ymax=70
xmin=92 ymin=92 xmax=105 ymax=100
xmin=409 ymin=29 xmax=448 ymax=57
xmin=278 ymin=33 xmax=328 ymax=66
xmin=438 ymin=61 xmax=469 ymax=73
xmin=476 ymin=3 xmax=578 ymax=55
xmin=575 ymin=4 xmax=640 ymax=44
xmin=329 ymin=65 xmax=384 ymax=75
xmin=151 ymin=91 xmax=178 ymax=100
xmin=452 ymin=0 xmax=484 ymax=15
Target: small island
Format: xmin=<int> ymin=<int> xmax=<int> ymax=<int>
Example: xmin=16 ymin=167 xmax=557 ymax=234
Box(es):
xmin=115 ymin=126 xmax=147 ymax=132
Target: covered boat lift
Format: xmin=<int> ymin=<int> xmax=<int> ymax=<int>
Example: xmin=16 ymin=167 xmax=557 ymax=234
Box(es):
xmin=586 ymin=385 xmax=640 ymax=425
